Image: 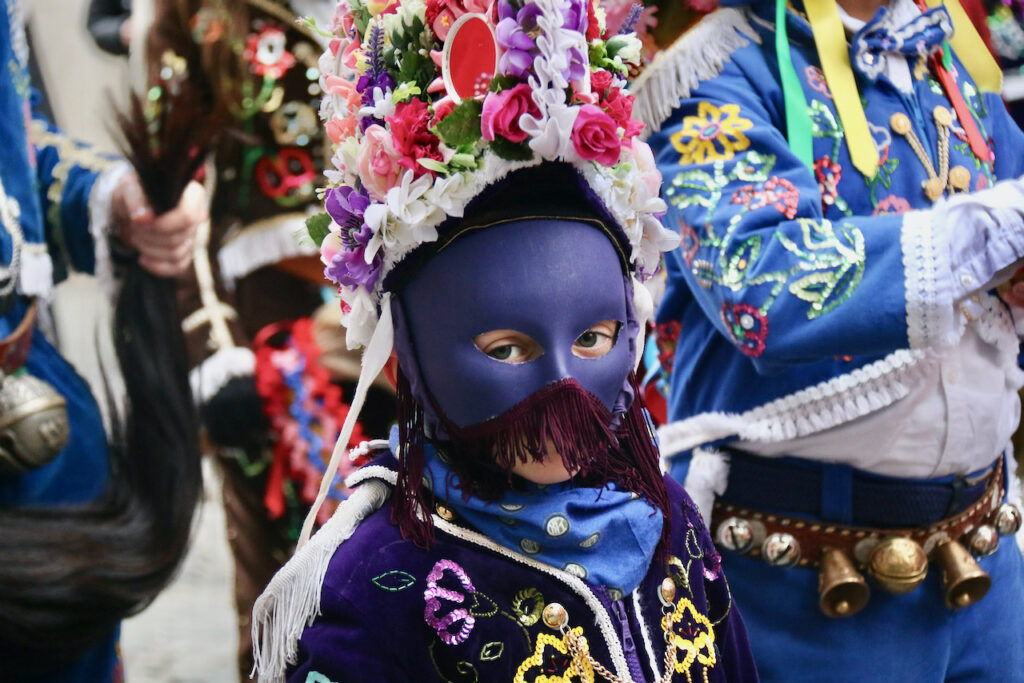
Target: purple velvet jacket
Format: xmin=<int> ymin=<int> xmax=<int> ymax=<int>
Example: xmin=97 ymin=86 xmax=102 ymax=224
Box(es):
xmin=286 ymin=457 xmax=758 ymax=682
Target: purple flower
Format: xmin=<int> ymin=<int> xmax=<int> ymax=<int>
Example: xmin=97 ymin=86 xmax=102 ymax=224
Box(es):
xmin=496 ymin=0 xmax=588 ymax=80
xmin=356 ymin=71 xmax=396 ymax=106
xmin=324 ymin=186 xmax=382 ymax=290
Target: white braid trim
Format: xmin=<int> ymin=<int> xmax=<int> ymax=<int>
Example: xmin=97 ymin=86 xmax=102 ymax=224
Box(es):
xmin=631 ymin=8 xmax=760 ymax=135
xmin=657 ymin=348 xmax=929 ymax=458
xmin=251 ymin=475 xmax=393 ymax=683
xmin=902 ymin=209 xmax=957 ymax=350
xmin=683 ymin=448 xmax=731 ymax=526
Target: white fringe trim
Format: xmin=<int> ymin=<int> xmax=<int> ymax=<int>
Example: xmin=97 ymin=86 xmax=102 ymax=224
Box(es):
xmin=18 ymin=245 xmax=53 ymax=300
xmin=682 ymin=448 xmax=731 ymax=526
xmin=251 ymin=476 xmax=393 ymax=683
xmin=87 ymin=161 xmax=132 ymax=303
xmin=657 ymin=348 xmax=928 ymax=458
xmin=217 ymin=212 xmax=319 ymax=284
xmin=189 ymin=346 xmax=256 ymax=405
xmin=631 ymin=8 xmax=760 ymax=135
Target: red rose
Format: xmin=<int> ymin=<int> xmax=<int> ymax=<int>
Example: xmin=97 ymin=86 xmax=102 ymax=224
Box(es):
xmin=481 ymin=83 xmax=541 ymax=143
xmin=387 ymin=98 xmax=443 ymax=177
xmin=601 ymin=87 xmax=644 ymax=143
xmin=571 ymin=104 xmax=622 ymax=166
xmin=590 ymin=69 xmax=613 ymax=97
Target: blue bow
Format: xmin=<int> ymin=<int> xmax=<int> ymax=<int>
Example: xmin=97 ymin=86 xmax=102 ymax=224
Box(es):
xmin=853 ymin=5 xmax=953 ymax=80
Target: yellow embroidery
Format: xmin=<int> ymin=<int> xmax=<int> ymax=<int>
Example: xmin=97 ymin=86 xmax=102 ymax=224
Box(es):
xmin=29 ymin=121 xmax=111 ymax=229
xmin=514 ymin=628 xmax=595 ymax=683
xmin=670 ymin=102 xmax=752 ymax=165
xmin=661 ymin=597 xmax=717 ymax=683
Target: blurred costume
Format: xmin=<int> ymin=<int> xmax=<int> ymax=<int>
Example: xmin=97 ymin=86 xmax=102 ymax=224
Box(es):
xmin=249 ymin=1 xmax=756 ymax=681
xmin=635 ymin=0 xmax=1024 ymax=678
xmin=145 ymin=0 xmax=394 ymax=676
xmin=0 ymin=0 xmax=125 ymax=679
xmin=87 ymin=0 xmax=132 ymax=56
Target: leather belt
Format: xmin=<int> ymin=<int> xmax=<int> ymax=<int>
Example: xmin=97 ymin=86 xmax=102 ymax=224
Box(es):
xmin=710 ymin=456 xmax=1005 ymax=570
xmin=0 ymin=300 xmax=36 ymax=374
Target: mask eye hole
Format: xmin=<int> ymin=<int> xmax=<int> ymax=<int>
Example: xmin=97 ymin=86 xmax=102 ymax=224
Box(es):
xmin=473 ymin=329 xmax=543 ymax=364
xmin=572 ymin=320 xmax=621 ymax=359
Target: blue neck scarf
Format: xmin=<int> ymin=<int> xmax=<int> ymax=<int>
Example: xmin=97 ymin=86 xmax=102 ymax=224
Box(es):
xmin=407 ymin=432 xmax=663 ymax=598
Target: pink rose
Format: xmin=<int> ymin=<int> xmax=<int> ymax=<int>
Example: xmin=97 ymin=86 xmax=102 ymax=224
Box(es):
xmin=601 ymin=87 xmax=643 ymax=143
xmin=357 ymin=125 xmax=403 ymax=200
xmin=571 ymin=104 xmax=621 ymax=166
xmin=481 ymin=84 xmax=540 ymax=143
xmin=590 ymin=69 xmax=613 ymax=96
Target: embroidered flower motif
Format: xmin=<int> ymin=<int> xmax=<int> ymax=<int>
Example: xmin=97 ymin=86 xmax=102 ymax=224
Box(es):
xmin=730 ymin=176 xmax=799 ymax=219
xmin=512 ymin=587 xmax=545 ymax=626
xmin=245 ymin=25 xmax=296 ymax=79
xmin=424 ymin=559 xmax=477 ymax=645
xmin=661 ymin=596 xmax=717 ymax=678
xmin=805 ymin=65 xmax=832 ymax=99
xmin=670 ymin=102 xmax=753 ymax=165
xmin=514 ymin=629 xmax=594 ymax=683
xmin=813 ymin=156 xmax=842 ymax=212
xmin=655 ymin=320 xmax=681 ymax=375
xmin=720 ymin=303 xmax=768 ymax=357
xmin=872 ymin=194 xmax=912 ymax=215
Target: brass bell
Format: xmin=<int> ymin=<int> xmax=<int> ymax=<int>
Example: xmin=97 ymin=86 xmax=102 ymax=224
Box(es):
xmin=761 ymin=532 xmax=801 ymax=567
xmin=818 ymin=547 xmax=870 ymax=618
xmin=994 ymin=503 xmax=1023 ymax=537
xmin=934 ymin=539 xmax=991 ymax=609
xmin=867 ymin=537 xmax=928 ymax=594
xmin=965 ymin=524 xmax=999 ymax=557
xmin=0 ymin=371 xmax=69 ymax=474
xmin=716 ymin=516 xmax=756 ymax=554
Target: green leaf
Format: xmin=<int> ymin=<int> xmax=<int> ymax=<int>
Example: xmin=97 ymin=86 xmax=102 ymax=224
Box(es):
xmin=488 ymin=75 xmax=519 ymax=93
xmin=488 ymin=136 xmax=534 ymax=161
xmin=418 ymin=158 xmax=450 ymax=174
xmin=433 ymin=99 xmax=483 ymax=147
xmin=305 ymin=213 xmax=332 ymax=248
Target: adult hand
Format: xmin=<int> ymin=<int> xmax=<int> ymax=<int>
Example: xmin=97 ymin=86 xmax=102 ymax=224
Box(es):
xmin=112 ymin=174 xmax=207 ymax=277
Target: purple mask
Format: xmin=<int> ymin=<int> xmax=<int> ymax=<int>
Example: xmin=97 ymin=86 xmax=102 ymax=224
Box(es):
xmin=394 ymin=219 xmax=637 ymax=431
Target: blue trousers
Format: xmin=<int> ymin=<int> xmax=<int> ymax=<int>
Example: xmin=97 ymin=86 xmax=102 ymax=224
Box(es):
xmin=669 ymin=458 xmax=1024 ymax=681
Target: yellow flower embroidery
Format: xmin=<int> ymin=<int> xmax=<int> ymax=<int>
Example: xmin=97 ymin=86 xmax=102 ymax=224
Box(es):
xmin=661 ymin=597 xmax=717 ymax=683
xmin=670 ymin=102 xmax=753 ymax=165
xmin=514 ymin=628 xmax=595 ymax=683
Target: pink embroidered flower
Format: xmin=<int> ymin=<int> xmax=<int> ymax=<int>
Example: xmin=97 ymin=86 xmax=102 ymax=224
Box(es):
xmin=873 ymin=194 xmax=912 ymax=216
xmin=387 ymin=98 xmax=444 ymax=177
xmin=721 ymin=303 xmax=768 ymax=357
xmin=481 ymin=84 xmax=540 ymax=143
xmin=813 ymin=156 xmax=842 ymax=211
xmin=805 ymin=65 xmax=832 ymax=99
xmin=356 ymin=125 xmax=403 ymax=200
xmin=423 ymin=559 xmax=476 ymax=645
xmin=730 ymin=177 xmax=799 ymax=219
xmin=571 ymin=104 xmax=622 ymax=166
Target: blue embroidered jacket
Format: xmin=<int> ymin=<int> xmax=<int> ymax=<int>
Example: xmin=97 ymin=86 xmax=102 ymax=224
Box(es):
xmin=634 ymin=2 xmax=1024 ymax=456
xmin=0 ymin=2 xmax=120 ymax=679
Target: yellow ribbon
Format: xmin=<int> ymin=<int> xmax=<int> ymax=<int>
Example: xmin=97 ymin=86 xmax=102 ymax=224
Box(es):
xmin=928 ymin=0 xmax=1002 ymax=94
xmin=804 ymin=0 xmax=880 ymax=178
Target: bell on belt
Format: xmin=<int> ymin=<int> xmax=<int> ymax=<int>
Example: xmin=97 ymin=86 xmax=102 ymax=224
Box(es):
xmin=934 ymin=539 xmax=991 ymax=609
xmin=716 ymin=516 xmax=757 ymax=554
xmin=993 ymin=503 xmax=1023 ymax=537
xmin=965 ymin=525 xmax=999 ymax=557
xmin=761 ymin=532 xmax=801 ymax=568
xmin=0 ymin=370 xmax=69 ymax=474
xmin=818 ymin=547 xmax=869 ymax=618
xmin=867 ymin=537 xmax=928 ymax=594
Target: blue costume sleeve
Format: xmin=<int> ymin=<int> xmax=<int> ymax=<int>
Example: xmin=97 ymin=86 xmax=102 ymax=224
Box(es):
xmin=29 ymin=105 xmax=116 ymax=275
xmin=649 ymin=58 xmax=912 ymax=374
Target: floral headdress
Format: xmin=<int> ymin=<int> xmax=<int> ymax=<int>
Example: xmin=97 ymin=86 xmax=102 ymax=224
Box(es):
xmin=298 ymin=0 xmax=679 ymax=545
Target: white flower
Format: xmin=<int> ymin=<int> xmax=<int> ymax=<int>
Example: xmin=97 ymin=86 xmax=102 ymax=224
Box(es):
xmin=606 ymin=34 xmax=642 ymax=68
xmin=359 ymin=86 xmax=396 ymax=120
xmin=365 ymin=171 xmax=445 ymax=260
xmin=524 ymin=102 xmax=579 ymax=160
xmin=383 ymin=0 xmax=426 ymax=38
xmin=430 ymin=173 xmax=476 ymax=218
xmin=340 ymin=286 xmax=379 ymax=350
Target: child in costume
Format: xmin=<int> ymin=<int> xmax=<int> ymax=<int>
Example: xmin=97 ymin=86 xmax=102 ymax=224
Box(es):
xmin=632 ymin=0 xmax=1024 ymax=679
xmin=250 ymin=1 xmax=757 ymax=681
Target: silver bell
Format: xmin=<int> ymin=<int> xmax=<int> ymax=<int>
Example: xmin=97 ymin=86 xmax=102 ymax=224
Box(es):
xmin=0 ymin=371 xmax=69 ymax=473
xmin=965 ymin=525 xmax=1000 ymax=557
xmin=716 ymin=517 xmax=755 ymax=554
xmin=761 ymin=532 xmax=801 ymax=567
xmin=994 ymin=503 xmax=1023 ymax=537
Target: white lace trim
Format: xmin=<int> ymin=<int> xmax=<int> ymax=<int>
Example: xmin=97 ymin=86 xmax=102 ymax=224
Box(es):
xmin=87 ymin=161 xmax=132 ymax=303
xmin=902 ymin=208 xmax=956 ymax=349
xmin=657 ymin=348 xmax=928 ymax=457
xmin=217 ymin=212 xmax=319 ymax=284
xmin=972 ymin=292 xmax=1024 ymax=385
xmin=631 ymin=8 xmax=760 ymax=134
xmin=682 ymin=448 xmax=731 ymax=526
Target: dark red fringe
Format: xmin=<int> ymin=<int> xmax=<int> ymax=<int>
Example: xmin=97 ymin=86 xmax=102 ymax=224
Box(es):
xmin=391 ymin=371 xmax=670 ymax=555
